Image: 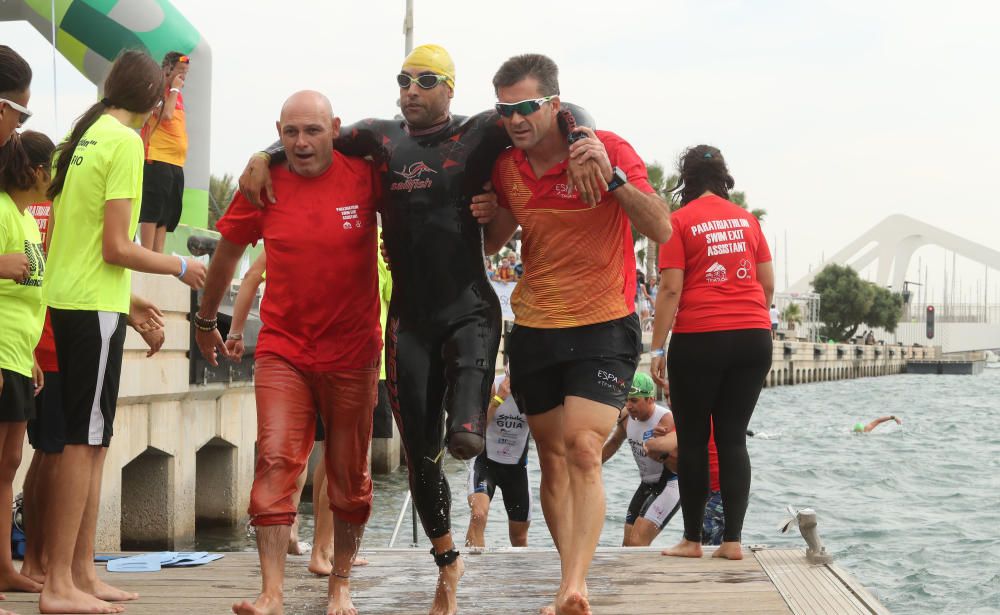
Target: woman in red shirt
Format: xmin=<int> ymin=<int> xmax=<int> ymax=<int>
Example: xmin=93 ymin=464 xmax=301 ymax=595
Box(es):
xmin=650 ymin=145 xmax=774 ymax=560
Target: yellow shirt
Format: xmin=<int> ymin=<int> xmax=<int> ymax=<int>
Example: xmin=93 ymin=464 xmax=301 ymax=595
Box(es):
xmin=377 ymin=239 xmax=391 ymax=380
xmin=0 ymin=193 xmax=45 ymax=376
xmin=144 ymin=90 xmax=188 ymax=166
xmin=44 ymin=114 xmax=144 ymax=314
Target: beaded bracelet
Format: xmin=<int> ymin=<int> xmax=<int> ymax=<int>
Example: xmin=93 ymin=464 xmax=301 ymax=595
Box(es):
xmin=193 ymin=313 xmax=218 ymax=332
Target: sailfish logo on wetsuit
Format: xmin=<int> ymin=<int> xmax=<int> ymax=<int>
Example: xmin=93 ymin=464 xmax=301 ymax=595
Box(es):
xmin=391 ymin=161 xmax=438 ymax=192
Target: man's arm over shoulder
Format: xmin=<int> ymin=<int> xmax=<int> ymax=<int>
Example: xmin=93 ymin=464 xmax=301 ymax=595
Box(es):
xmin=334 ymin=119 xmax=391 ymax=160
xmin=602 ymin=130 xmax=672 ymax=243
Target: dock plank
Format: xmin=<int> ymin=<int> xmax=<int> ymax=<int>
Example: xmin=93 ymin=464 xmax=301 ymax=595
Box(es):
xmin=0 ymin=548 xmax=884 ymax=614
xmin=755 ymin=548 xmax=886 ymax=615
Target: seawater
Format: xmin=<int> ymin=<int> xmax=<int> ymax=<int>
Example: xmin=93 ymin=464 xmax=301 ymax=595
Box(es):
xmin=199 ymin=368 xmax=1000 ymax=615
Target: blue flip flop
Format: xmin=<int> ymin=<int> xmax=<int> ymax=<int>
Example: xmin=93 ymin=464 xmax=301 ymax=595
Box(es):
xmin=165 ymin=553 xmax=224 ymax=567
xmin=106 ymin=553 xmax=163 ymax=573
xmin=94 ymin=554 xmax=127 ymax=562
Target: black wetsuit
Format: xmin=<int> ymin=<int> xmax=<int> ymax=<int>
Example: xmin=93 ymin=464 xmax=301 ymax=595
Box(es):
xmin=266 ymin=106 xmax=591 ymax=540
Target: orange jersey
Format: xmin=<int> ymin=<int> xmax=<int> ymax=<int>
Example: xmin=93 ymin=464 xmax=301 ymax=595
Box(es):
xmin=144 ymin=90 xmax=188 ymax=166
xmin=492 ymin=130 xmax=654 ymax=328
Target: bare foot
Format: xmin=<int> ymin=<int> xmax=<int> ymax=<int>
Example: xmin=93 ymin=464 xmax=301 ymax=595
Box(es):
xmin=428 ymin=555 xmax=464 ymax=615
xmin=40 ymin=586 xmax=124 ymax=614
xmin=309 ymin=553 xmax=370 ymax=576
xmin=712 ymin=541 xmax=744 ymax=560
xmin=556 ymin=591 xmax=591 ymax=615
xmin=79 ymin=578 xmax=139 ymax=602
xmin=662 ymin=538 xmax=703 ymax=558
xmin=539 ymin=606 xmax=556 ymax=615
xmin=20 ymin=561 xmax=47 ymax=585
xmin=326 ymin=576 xmax=357 ymax=615
xmin=287 ymin=541 xmax=311 ymax=556
xmin=308 ymin=545 xmax=334 ymax=576
xmin=0 ymin=569 xmax=43 ymax=592
xmin=232 ymin=591 xmax=283 ymax=615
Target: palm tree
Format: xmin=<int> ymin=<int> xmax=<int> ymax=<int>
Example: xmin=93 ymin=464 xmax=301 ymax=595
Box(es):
xmin=782 ymin=302 xmax=803 ymax=330
xmin=730 ymin=191 xmax=766 ymax=221
xmin=208 ymin=173 xmax=237 ymax=230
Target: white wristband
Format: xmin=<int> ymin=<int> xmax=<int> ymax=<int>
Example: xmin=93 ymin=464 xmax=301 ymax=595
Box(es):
xmin=169 ymin=87 xmax=181 ymax=94
xmin=175 ymin=255 xmax=187 ymax=278
xmin=650 ymin=348 xmax=666 ymax=357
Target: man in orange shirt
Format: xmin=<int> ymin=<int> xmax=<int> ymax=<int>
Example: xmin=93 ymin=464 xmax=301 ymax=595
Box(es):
xmin=140 ymin=52 xmax=190 ymax=253
xmin=484 ymin=54 xmax=672 ymax=615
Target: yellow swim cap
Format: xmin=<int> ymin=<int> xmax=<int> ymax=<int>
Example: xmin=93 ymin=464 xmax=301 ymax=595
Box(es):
xmin=402 ymin=44 xmax=455 ymax=89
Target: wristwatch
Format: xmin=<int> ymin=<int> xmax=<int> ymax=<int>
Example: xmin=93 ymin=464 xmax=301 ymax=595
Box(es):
xmin=607 ymin=166 xmax=628 ymax=192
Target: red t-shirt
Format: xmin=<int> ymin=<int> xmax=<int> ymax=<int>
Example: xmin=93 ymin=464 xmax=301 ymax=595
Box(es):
xmin=492 ymin=130 xmax=654 ymax=328
xmin=658 ymin=194 xmax=772 ymax=333
xmin=216 ymin=153 xmax=381 ymax=371
xmin=29 ymin=202 xmax=58 ymax=372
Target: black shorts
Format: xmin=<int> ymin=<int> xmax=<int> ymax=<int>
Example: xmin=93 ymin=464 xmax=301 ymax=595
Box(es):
xmin=625 ymin=472 xmax=681 ymax=529
xmin=140 ymin=160 xmax=185 ymax=231
xmin=467 ymin=453 xmax=532 ymax=523
xmin=0 ymin=369 xmax=35 ymax=422
xmin=507 ymin=313 xmax=641 ymax=416
xmin=27 ymin=371 xmax=65 ymax=453
xmin=50 ymin=309 xmax=127 ymax=447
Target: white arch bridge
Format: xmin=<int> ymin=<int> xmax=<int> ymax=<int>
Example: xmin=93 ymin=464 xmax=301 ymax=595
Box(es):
xmin=789 ymin=214 xmax=1000 ymax=353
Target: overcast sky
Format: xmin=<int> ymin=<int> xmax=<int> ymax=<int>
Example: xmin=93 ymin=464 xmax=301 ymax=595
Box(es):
xmin=4 ymin=0 xmax=999 ymax=301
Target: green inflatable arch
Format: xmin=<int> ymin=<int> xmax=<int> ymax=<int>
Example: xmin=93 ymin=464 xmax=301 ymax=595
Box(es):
xmin=1 ymin=0 xmax=211 ymax=229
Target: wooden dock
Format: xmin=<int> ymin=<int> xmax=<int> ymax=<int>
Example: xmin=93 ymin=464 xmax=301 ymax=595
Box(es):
xmin=1 ymin=547 xmax=889 ymax=614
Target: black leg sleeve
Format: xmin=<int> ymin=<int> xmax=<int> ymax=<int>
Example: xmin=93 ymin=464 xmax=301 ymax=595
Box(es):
xmin=386 ymin=315 xmax=452 ymax=539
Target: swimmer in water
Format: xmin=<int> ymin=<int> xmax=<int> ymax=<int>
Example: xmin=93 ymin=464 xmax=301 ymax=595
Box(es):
xmin=853 ymin=416 xmax=902 ymax=433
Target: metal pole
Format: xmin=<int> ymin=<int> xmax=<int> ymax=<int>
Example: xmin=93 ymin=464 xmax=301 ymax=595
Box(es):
xmin=388 ymin=491 xmax=412 ymax=548
xmin=403 ymin=0 xmax=414 ymax=55
xmin=783 ymin=230 xmax=789 ymax=291
xmin=50 ymin=0 xmax=59 ymax=131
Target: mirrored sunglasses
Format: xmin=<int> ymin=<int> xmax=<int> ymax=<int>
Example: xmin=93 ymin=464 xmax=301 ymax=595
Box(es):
xmin=495 ymin=96 xmax=556 ymax=118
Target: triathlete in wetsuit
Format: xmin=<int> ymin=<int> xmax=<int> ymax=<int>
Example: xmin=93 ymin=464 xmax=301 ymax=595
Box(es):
xmin=240 ymin=45 xmax=596 ymax=615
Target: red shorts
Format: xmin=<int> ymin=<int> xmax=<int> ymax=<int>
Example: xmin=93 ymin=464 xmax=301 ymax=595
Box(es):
xmin=250 ymin=354 xmax=378 ymax=526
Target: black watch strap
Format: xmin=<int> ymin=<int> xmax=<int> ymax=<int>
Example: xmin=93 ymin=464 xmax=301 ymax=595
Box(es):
xmin=607 ymin=166 xmax=627 ymax=192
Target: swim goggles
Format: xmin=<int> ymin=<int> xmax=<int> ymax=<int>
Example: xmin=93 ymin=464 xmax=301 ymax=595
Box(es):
xmin=177 ymin=55 xmax=190 ymax=64
xmin=396 ymin=73 xmax=449 ymax=89
xmin=0 ymin=98 xmax=31 ymax=127
xmin=495 ymin=96 xmax=556 ymax=118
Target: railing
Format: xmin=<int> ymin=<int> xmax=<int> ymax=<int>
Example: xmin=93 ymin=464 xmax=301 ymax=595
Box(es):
xmin=900 ymin=303 xmax=1000 ymax=324
xmin=387 ymin=491 xmax=419 ymax=548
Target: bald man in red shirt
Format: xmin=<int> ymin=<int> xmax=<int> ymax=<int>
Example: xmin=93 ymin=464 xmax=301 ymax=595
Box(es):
xmin=195 ymin=91 xmax=380 ymax=615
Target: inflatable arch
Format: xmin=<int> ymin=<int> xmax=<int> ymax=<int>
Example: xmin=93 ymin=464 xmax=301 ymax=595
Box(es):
xmin=0 ymin=0 xmax=211 ymax=228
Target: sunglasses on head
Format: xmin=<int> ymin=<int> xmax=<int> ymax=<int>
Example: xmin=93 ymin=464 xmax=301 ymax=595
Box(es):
xmin=495 ymin=96 xmax=556 ymax=118
xmin=396 ymin=73 xmax=448 ymax=89
xmin=0 ymin=98 xmax=32 ymax=127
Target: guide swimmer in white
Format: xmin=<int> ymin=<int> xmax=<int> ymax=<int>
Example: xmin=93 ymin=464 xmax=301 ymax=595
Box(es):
xmin=602 ymin=373 xmax=680 ymax=546
xmin=465 ymin=366 xmax=533 ymax=548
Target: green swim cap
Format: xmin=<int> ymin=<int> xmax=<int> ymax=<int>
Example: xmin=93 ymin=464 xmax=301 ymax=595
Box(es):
xmin=853 ymin=422 xmax=865 ymax=432
xmin=629 ymin=373 xmax=656 ymax=398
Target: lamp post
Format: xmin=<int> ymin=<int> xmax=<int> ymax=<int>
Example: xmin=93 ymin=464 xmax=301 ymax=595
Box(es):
xmin=403 ymin=0 xmax=414 ymax=55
